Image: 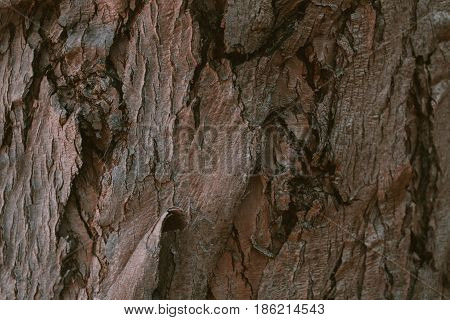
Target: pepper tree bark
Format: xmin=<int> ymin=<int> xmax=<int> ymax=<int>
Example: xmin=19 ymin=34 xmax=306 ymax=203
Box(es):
xmin=0 ymin=0 xmax=449 ymax=299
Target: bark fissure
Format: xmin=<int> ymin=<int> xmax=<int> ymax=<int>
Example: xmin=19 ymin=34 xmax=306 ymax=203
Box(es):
xmin=0 ymin=0 xmax=448 ymax=299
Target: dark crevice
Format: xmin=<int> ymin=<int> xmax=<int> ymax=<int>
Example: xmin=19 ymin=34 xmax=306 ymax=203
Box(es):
xmin=152 ymin=233 xmax=176 ymax=299
xmin=322 ymin=244 xmax=344 ymax=299
xmin=224 ymin=0 xmax=311 ymax=67
xmin=57 ymin=195 xmax=89 ymax=299
xmin=206 ymin=284 xmax=216 ymax=300
xmin=232 ymin=225 xmax=255 ymax=297
xmin=120 ymin=0 xmax=148 ymax=39
xmin=192 ymin=98 xmax=201 ymax=129
xmin=190 ymin=0 xmax=311 ymax=68
xmin=280 ymin=205 xmax=299 ymax=241
xmin=383 ymin=259 xmax=394 ymax=299
xmin=1 ymin=111 xmax=13 ymax=149
xmin=162 ymin=210 xmax=187 ymax=233
xmin=57 ymin=135 xmax=105 ymax=298
xmin=406 ymin=54 xmax=441 ymax=298
xmin=152 ymin=210 xmax=186 ymax=299
xmin=185 ymin=0 xmax=227 ymax=126
xmin=297 ymin=46 xmax=317 ymax=90
xmin=371 ymin=0 xmax=385 ymax=44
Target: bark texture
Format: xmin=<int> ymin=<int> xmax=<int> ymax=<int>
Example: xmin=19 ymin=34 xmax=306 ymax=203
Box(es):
xmin=0 ymin=0 xmax=449 ymax=299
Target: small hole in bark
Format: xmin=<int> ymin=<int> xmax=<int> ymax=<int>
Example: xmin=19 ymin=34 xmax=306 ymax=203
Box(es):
xmin=162 ymin=211 xmax=186 ymax=233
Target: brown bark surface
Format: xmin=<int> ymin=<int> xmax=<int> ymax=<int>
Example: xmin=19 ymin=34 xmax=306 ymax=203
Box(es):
xmin=0 ymin=0 xmax=449 ymax=299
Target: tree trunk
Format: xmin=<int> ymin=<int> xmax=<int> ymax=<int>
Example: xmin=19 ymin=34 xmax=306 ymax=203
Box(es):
xmin=0 ymin=0 xmax=449 ymax=299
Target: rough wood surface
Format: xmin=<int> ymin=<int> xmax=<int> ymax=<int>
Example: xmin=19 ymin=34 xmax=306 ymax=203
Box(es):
xmin=0 ymin=0 xmax=449 ymax=299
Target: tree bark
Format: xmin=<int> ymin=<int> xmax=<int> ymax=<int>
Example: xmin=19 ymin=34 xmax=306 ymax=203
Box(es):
xmin=0 ymin=0 xmax=449 ymax=299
